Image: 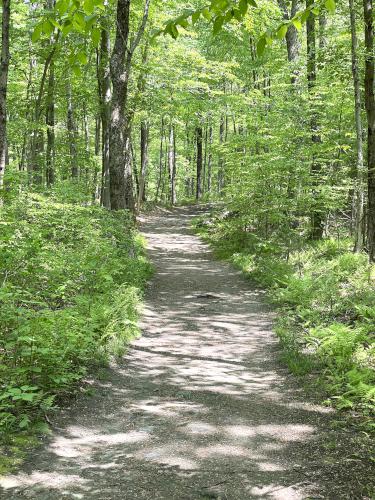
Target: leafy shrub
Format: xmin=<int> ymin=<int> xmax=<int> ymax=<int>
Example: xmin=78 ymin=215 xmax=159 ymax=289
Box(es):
xmin=0 ymin=194 xmax=152 ymax=432
xmin=195 ymin=211 xmax=375 ymax=416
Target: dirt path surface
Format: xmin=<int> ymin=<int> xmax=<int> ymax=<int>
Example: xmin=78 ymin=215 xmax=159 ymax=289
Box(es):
xmin=1 ymin=207 xmax=342 ymax=499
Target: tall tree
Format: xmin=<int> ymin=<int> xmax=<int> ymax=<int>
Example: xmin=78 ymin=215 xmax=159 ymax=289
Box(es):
xmin=363 ymin=0 xmax=375 ymax=261
xmin=349 ymin=0 xmax=365 ymax=252
xmin=98 ymin=27 xmax=111 ymax=208
xmin=0 ymin=0 xmax=10 ymax=202
xmin=196 ymin=124 xmax=203 ymax=200
xmin=109 ymin=0 xmax=150 ymax=211
xmin=306 ymin=2 xmax=324 ymax=240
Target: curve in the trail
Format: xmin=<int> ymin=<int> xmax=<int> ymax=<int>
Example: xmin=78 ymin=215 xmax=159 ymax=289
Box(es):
xmin=0 ymin=207 xmax=335 ymax=499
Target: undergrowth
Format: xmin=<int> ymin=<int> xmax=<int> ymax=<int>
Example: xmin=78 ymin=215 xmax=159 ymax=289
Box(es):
xmin=194 ymin=210 xmax=375 ymax=426
xmin=0 ymin=192 xmax=152 ymax=438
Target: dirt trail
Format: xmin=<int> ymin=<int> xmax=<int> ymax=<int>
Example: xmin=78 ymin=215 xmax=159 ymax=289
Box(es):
xmin=1 ymin=207 xmax=340 ymax=499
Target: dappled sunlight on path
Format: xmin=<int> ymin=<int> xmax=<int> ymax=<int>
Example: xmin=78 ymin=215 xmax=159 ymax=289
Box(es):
xmin=0 ymin=207 xmax=334 ymax=499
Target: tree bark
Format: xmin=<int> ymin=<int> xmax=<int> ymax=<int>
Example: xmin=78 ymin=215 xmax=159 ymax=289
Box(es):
xmin=155 ymin=116 xmax=165 ymax=201
xmin=363 ymin=0 xmax=375 ymax=261
xmin=67 ymin=80 xmax=79 ymax=178
xmin=196 ymin=125 xmax=203 ymax=200
xmin=349 ymin=0 xmax=365 ymax=252
xmin=109 ymin=0 xmax=150 ymax=211
xmin=278 ymin=0 xmax=300 ymax=77
xmin=218 ymin=114 xmax=225 ymax=192
xmin=98 ymin=28 xmax=111 ymax=208
xmin=207 ymin=124 xmax=212 ymax=193
xmin=29 ymin=34 xmax=58 ymax=183
xmin=138 ymin=120 xmax=149 ymax=207
xmin=0 ymin=0 xmax=10 ymax=203
xmin=306 ymin=1 xmax=324 ymax=240
xmin=168 ymin=123 xmax=176 ymax=205
xmin=45 ymin=60 xmax=55 ymax=187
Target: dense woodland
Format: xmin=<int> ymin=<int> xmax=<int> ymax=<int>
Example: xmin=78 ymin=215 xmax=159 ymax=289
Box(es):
xmin=0 ymin=0 xmax=374 ymax=467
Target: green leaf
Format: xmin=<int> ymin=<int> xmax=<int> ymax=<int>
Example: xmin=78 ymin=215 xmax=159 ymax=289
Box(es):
xmin=72 ymin=64 xmax=82 ymax=77
xmin=177 ymin=18 xmax=189 ymax=28
xmin=31 ymin=23 xmax=43 ymax=43
xmin=276 ymin=24 xmax=288 ymax=39
xmin=91 ymin=27 xmax=101 ymax=46
xmin=62 ymin=20 xmax=73 ymax=36
xmin=192 ymin=11 xmax=200 ymax=24
xmin=301 ymin=10 xmax=310 ymax=23
xmin=42 ymin=19 xmax=54 ymax=36
xmin=256 ymin=36 xmax=266 ymax=57
xmin=247 ymin=0 xmax=257 ymax=6
xmin=83 ymin=0 xmax=94 ymax=15
xmin=202 ymin=7 xmax=212 ymax=21
xmin=77 ymin=51 xmax=88 ymax=65
xmin=213 ymin=15 xmax=224 ymax=35
xmin=238 ymin=0 xmax=248 ymax=16
xmin=292 ymin=19 xmax=302 ymax=31
xmin=325 ymin=0 xmax=335 ymax=13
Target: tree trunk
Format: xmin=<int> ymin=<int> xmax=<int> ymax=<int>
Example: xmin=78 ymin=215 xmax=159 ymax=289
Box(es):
xmin=207 ymin=124 xmax=212 ymax=193
xmin=168 ymin=124 xmax=176 ymax=205
xmin=67 ymin=80 xmax=79 ymax=178
xmin=306 ymin=1 xmax=324 ymax=240
xmin=137 ymin=43 xmax=149 ymax=209
xmin=45 ymin=60 xmax=55 ymax=187
xmin=196 ymin=125 xmax=203 ymax=200
xmin=282 ymin=0 xmax=300 ymax=67
xmin=98 ymin=28 xmax=111 ymax=208
xmin=155 ymin=116 xmax=165 ymax=202
xmin=363 ymin=0 xmax=375 ymax=261
xmin=218 ymin=114 xmax=225 ymax=192
xmin=109 ymin=0 xmax=150 ymax=211
xmin=138 ymin=120 xmax=149 ymax=207
xmin=0 ymin=0 xmax=10 ymax=203
xmin=29 ymin=33 xmax=58 ymax=184
xmin=349 ymin=0 xmax=365 ymax=252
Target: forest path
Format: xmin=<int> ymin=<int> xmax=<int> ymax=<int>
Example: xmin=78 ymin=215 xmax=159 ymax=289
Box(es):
xmin=1 ymin=206 xmax=336 ymax=499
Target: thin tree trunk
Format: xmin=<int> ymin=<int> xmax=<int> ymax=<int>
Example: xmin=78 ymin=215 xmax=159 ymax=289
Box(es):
xmin=363 ymin=0 xmax=375 ymax=261
xmin=45 ymin=60 xmax=55 ymax=187
xmin=196 ymin=124 xmax=203 ymax=200
xmin=137 ymin=43 xmax=149 ymax=209
xmin=349 ymin=0 xmax=365 ymax=252
xmin=0 ymin=0 xmax=10 ymax=203
xmin=98 ymin=28 xmax=111 ymax=208
xmin=207 ymin=124 xmax=212 ymax=193
xmin=67 ymin=80 xmax=79 ymax=178
xmin=168 ymin=123 xmax=176 ymax=205
xmin=155 ymin=116 xmax=164 ymax=201
xmin=306 ymin=1 xmax=324 ymax=239
xmin=138 ymin=121 xmax=149 ymax=207
xmin=218 ymin=114 xmax=225 ymax=192
xmin=29 ymin=34 xmax=59 ymax=183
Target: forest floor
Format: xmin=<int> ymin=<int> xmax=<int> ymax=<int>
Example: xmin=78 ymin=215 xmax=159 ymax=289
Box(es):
xmin=0 ymin=206 xmax=371 ymax=499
